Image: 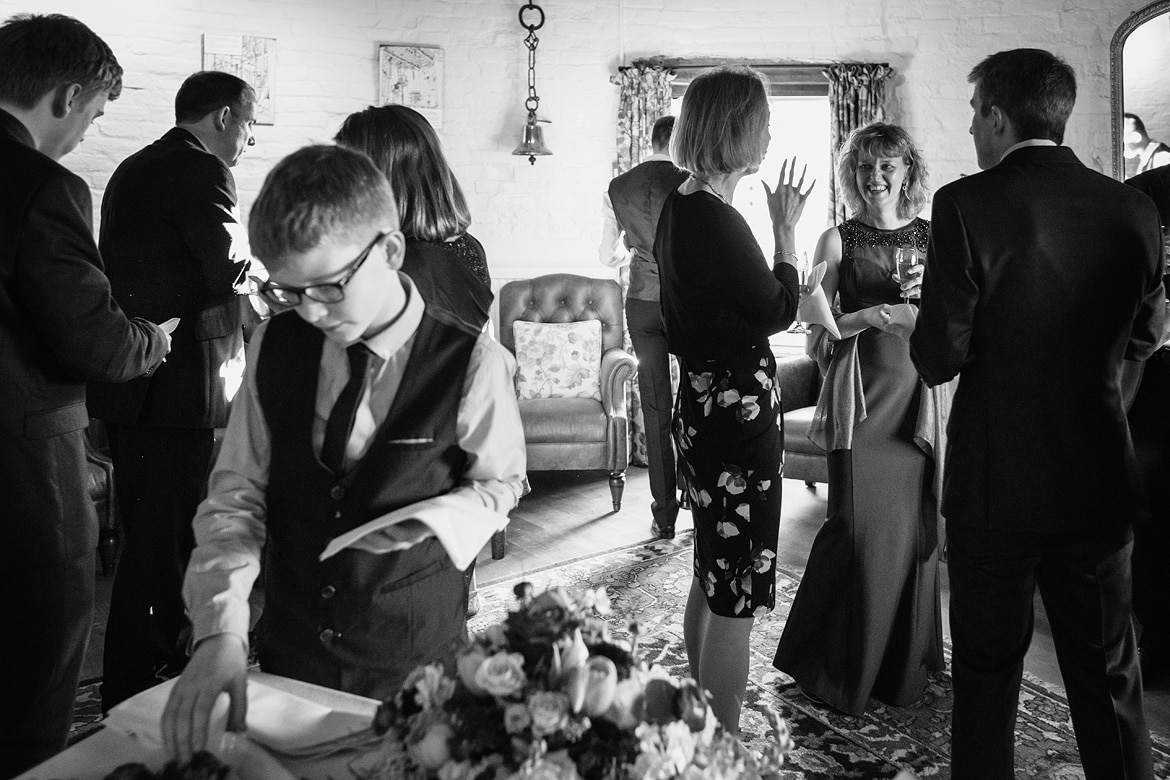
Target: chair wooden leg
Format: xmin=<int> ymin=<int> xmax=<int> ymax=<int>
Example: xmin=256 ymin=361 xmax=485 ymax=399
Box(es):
xmin=490 ymin=528 xmax=506 ymax=560
xmin=609 ymin=470 xmax=626 ymax=512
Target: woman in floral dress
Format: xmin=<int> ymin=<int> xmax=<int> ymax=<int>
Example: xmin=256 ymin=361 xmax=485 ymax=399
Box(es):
xmin=655 ymin=65 xmax=809 ymax=733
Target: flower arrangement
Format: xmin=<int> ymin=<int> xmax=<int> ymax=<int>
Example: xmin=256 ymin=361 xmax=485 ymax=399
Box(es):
xmin=366 ymin=582 xmax=794 ymax=780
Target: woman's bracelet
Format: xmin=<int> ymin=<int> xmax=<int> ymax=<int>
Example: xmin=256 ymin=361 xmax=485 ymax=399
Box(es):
xmin=774 ymin=251 xmax=799 ymax=262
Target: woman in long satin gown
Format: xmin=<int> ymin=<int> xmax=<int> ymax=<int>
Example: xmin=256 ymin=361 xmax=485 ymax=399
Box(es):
xmin=773 ymin=123 xmax=946 ymax=715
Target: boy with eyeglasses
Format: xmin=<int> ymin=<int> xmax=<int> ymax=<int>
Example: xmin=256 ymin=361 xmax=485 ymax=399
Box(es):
xmin=161 ymin=145 xmax=526 ymax=762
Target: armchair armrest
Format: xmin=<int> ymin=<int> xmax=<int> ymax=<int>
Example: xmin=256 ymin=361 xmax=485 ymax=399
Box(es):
xmin=775 ymin=354 xmax=821 ymax=410
xmin=600 ymin=347 xmax=637 ymax=417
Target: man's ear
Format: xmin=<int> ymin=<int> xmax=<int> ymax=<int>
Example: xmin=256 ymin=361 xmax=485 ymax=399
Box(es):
xmin=383 ymin=229 xmax=407 ymax=272
xmin=49 ymin=83 xmax=84 ymax=119
xmin=212 ymin=105 xmax=232 ymax=132
xmin=990 ymin=105 xmax=1010 ymax=138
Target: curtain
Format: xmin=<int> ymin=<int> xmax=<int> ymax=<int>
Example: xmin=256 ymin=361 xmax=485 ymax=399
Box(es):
xmin=826 ymin=63 xmax=895 ymax=224
xmin=611 ymin=64 xmax=676 ymax=466
xmin=612 ymin=65 xmax=675 ymax=175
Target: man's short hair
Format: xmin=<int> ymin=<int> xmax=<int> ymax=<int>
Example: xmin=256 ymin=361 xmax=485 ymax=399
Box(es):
xmin=175 ymin=71 xmax=253 ymax=124
xmin=0 ymin=13 xmax=122 ymax=108
xmin=968 ymin=48 xmax=1076 ymax=144
xmin=837 ymin=122 xmax=930 ymax=222
xmin=249 ymin=145 xmax=398 ymax=270
xmin=672 ymin=65 xmax=770 ymax=175
xmin=1124 ymin=112 xmax=1148 ymax=137
xmin=651 ymin=116 xmax=676 ymax=153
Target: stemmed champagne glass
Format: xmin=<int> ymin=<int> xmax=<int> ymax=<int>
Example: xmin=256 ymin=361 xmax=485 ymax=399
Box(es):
xmin=895 ymin=246 xmax=920 ymax=302
xmin=788 ymin=252 xmax=810 ymax=333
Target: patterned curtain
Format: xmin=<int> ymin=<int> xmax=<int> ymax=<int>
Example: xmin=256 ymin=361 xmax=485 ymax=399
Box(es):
xmin=611 ymin=64 xmax=675 ymax=465
xmin=612 ymin=65 xmax=675 ymax=174
xmin=826 ymin=63 xmax=895 ymax=224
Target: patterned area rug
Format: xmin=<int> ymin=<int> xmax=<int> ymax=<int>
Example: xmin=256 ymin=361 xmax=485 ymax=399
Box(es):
xmin=473 ymin=531 xmax=1170 ymax=780
xmin=72 ymin=533 xmax=1170 ymax=778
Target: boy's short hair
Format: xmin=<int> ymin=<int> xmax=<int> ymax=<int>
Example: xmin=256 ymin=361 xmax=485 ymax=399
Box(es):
xmin=0 ymin=13 xmax=122 ymax=108
xmin=249 ymin=145 xmax=398 ymax=270
xmin=671 ymin=65 xmax=770 ymax=175
xmin=175 ymin=71 xmax=253 ymax=124
xmin=968 ymin=48 xmax=1075 ymax=145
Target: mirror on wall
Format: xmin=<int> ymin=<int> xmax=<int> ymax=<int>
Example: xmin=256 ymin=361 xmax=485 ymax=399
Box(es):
xmin=1111 ymin=0 xmax=1170 ymax=179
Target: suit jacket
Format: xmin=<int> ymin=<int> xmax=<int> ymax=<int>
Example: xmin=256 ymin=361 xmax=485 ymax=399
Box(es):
xmin=910 ymin=145 xmax=1165 ymax=534
xmin=0 ymin=109 xmax=168 ymax=570
xmin=608 ymin=159 xmax=688 ymax=302
xmin=88 ymin=127 xmax=249 ymax=429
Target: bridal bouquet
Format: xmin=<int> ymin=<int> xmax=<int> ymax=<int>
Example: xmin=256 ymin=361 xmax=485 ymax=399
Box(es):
xmin=365 ymin=583 xmax=794 ymax=780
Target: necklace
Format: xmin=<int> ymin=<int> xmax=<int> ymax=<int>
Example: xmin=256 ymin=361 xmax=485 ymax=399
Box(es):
xmin=689 ymin=173 xmax=728 ymax=204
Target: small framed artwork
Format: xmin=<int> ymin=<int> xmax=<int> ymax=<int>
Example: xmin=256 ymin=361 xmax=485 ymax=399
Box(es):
xmin=378 ymin=44 xmax=443 ymax=128
xmin=202 ymin=33 xmax=276 ymax=125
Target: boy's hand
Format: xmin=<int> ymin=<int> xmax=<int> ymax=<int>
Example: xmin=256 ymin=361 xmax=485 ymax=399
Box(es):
xmin=161 ymin=633 xmax=249 ymax=763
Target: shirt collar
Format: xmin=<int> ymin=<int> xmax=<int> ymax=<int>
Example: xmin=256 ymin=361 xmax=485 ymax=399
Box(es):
xmin=1000 ymin=138 xmax=1058 ymax=162
xmin=645 ymin=152 xmax=672 ymax=162
xmin=358 ymin=272 xmax=426 ymax=362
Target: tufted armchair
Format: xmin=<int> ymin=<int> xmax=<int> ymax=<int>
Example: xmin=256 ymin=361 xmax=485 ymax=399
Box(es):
xmin=776 ymin=354 xmax=828 ymax=488
xmin=498 ymin=274 xmax=638 ymax=512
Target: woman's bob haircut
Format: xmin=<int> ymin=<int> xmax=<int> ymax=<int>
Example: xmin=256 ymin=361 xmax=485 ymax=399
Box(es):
xmin=671 ymin=65 xmax=770 ymax=176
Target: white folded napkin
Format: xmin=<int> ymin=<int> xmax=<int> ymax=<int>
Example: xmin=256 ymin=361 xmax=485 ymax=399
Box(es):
xmin=104 ymin=674 xmax=374 ymax=758
xmin=797 ymin=263 xmax=841 ymax=339
xmin=319 ymin=494 xmax=510 ymax=570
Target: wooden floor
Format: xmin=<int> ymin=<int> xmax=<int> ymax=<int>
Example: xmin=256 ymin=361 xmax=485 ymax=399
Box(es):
xmin=84 ymin=465 xmax=1170 ymax=748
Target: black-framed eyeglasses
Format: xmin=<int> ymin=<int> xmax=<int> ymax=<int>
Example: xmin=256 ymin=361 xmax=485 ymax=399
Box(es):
xmin=259 ymin=231 xmax=387 ymax=307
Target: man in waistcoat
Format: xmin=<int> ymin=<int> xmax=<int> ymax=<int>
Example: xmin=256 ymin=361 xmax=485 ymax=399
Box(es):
xmin=160 ymin=145 xmax=526 ymax=762
xmin=600 ymin=115 xmax=689 ymax=538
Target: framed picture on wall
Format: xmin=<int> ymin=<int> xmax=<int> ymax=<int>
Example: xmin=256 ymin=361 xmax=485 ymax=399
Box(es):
xmin=378 ymin=44 xmax=443 ymax=128
xmin=202 ymin=33 xmax=276 ymax=125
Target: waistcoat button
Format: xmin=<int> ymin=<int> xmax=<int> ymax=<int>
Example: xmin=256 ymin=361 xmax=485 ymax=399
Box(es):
xmin=330 ymin=485 xmax=345 ymax=500
xmin=320 ymin=585 xmax=336 ymax=599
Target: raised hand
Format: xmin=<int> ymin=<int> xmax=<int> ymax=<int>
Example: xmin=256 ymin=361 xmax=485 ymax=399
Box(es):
xmin=762 ymin=157 xmax=816 ymax=234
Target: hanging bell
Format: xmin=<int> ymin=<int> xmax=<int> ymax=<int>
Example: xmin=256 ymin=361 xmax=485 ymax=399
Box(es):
xmin=512 ymin=112 xmax=552 ymax=165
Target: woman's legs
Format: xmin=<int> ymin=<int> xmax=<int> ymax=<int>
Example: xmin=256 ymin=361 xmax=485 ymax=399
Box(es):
xmin=684 ymin=576 xmax=756 ymax=734
xmin=683 ymin=576 xmax=708 ymax=685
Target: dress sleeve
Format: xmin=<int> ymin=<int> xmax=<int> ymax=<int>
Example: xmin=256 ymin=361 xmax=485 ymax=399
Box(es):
xmin=706 ymin=202 xmax=800 ymax=336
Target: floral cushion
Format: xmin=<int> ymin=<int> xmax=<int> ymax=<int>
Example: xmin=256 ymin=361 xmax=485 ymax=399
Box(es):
xmin=513 ymin=320 xmax=603 ymax=401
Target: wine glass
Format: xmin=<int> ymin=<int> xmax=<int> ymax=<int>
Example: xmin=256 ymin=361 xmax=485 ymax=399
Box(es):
xmin=895 ymin=246 xmax=920 ymax=302
xmin=788 ymin=252 xmax=810 ymax=333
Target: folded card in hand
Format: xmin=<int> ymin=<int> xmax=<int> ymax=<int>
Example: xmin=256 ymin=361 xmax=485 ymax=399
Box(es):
xmin=318 ymin=494 xmax=510 ymax=570
xmin=797 ymin=262 xmax=841 ymax=339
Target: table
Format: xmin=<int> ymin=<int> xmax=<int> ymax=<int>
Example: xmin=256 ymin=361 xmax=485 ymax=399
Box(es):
xmin=18 ymin=673 xmax=381 ymax=780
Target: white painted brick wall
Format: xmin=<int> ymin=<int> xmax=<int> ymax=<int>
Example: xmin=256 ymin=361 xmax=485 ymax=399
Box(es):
xmin=1 ymin=0 xmax=1152 ymax=278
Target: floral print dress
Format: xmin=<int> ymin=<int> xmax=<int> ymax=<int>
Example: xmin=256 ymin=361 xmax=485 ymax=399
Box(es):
xmin=674 ymin=344 xmax=783 ymax=618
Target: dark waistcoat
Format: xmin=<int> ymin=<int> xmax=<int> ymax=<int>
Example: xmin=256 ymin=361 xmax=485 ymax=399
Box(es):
xmin=254 ymin=310 xmax=475 ymax=698
xmin=608 ymin=160 xmax=689 ymax=302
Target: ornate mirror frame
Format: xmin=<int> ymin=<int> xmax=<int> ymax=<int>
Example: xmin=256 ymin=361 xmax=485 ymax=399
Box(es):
xmin=1111 ymin=0 xmax=1170 ymax=179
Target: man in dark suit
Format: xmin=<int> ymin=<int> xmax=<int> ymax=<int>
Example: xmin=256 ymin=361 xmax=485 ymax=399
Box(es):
xmin=1125 ymin=164 xmax=1170 ymax=678
xmin=909 ymin=48 xmax=1164 ymax=780
xmin=87 ymin=71 xmax=255 ymax=712
xmin=599 ymin=116 xmax=689 ymax=538
xmin=0 ymin=14 xmax=171 ymax=776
